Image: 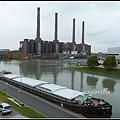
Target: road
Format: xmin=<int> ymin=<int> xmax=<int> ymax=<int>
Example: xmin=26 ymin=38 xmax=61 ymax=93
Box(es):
xmin=0 ymin=80 xmax=84 ymax=118
xmin=0 ymin=108 xmax=28 ymax=118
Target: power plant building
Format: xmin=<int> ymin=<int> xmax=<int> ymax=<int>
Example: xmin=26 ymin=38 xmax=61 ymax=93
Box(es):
xmin=19 ymin=7 xmax=91 ymax=58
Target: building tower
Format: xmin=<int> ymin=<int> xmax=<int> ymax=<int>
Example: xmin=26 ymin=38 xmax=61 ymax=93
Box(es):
xmin=82 ymin=21 xmax=84 ymax=44
xmin=71 ymin=18 xmax=76 ymax=53
xmin=35 ymin=7 xmax=41 ymax=55
xmin=54 ymin=13 xmax=58 ymax=40
xmin=72 ymin=18 xmax=75 ymax=43
xmin=36 ymin=7 xmax=40 ymax=38
xmin=53 ymin=13 xmax=59 ymax=53
xmin=82 ymin=21 xmax=85 ymax=50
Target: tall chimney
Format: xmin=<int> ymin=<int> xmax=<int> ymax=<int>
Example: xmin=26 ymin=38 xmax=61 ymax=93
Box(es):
xmin=72 ymin=18 xmax=75 ymax=43
xmin=54 ymin=13 xmax=58 ymax=40
xmin=36 ymin=7 xmax=40 ymax=38
xmin=82 ymin=21 xmax=84 ymax=44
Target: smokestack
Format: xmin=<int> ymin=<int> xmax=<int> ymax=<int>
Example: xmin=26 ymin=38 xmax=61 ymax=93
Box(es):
xmin=54 ymin=13 xmax=58 ymax=40
xmin=72 ymin=18 xmax=75 ymax=43
xmin=82 ymin=21 xmax=84 ymax=44
xmin=36 ymin=7 xmax=40 ymax=38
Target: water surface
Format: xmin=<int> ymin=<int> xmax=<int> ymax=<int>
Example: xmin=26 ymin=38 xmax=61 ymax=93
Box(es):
xmin=0 ymin=59 xmax=120 ymax=118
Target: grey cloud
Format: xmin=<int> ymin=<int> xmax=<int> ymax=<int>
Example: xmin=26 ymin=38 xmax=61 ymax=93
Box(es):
xmin=87 ymin=29 xmax=110 ymax=36
xmin=0 ymin=1 xmax=119 ymax=53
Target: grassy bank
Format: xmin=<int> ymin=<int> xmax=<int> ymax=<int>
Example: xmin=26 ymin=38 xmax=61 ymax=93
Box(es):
xmin=67 ymin=66 xmax=120 ymax=77
xmin=0 ymin=90 xmax=46 ymax=118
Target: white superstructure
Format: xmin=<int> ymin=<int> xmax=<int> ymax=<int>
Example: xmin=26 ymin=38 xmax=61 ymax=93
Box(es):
xmin=3 ymin=74 xmax=86 ymax=100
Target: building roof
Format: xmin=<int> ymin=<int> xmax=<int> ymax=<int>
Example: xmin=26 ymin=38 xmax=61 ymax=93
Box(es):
xmin=38 ymin=83 xmax=67 ymax=93
xmin=13 ymin=77 xmax=48 ymax=87
xmin=3 ymin=74 xmax=21 ymax=79
xmin=52 ymin=88 xmax=85 ymax=100
xmin=38 ymin=83 xmax=85 ymax=100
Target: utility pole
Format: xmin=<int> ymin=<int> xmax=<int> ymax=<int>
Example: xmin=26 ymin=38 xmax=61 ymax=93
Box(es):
xmin=6 ymin=82 xmax=8 ymax=102
xmin=18 ymin=75 xmax=22 ymax=92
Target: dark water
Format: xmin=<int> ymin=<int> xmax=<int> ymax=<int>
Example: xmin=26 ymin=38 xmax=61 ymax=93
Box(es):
xmin=0 ymin=59 xmax=120 ymax=118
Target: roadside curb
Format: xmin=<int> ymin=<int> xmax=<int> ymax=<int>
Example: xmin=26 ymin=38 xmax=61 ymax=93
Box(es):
xmin=12 ymin=114 xmax=29 ymax=118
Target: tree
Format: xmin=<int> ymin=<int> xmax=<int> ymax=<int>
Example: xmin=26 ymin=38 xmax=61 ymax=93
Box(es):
xmin=87 ymin=54 xmax=99 ymax=68
xmin=16 ymin=52 xmax=23 ymax=59
xmin=103 ymin=55 xmax=117 ymax=70
xmin=4 ymin=52 xmax=13 ymax=59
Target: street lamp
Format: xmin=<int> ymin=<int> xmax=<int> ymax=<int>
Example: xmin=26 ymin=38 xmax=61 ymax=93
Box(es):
xmin=20 ymin=74 xmax=22 ymax=89
xmin=6 ymin=82 xmax=8 ymax=103
xmin=18 ymin=71 xmax=22 ymax=92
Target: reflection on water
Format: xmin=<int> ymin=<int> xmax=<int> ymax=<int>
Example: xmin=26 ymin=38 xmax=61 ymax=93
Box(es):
xmin=0 ymin=59 xmax=120 ymax=118
xmin=86 ymin=76 xmax=98 ymax=89
xmin=71 ymin=71 xmax=75 ymax=90
xmin=80 ymin=72 xmax=83 ymax=92
xmin=102 ymin=79 xmax=116 ymax=92
xmin=19 ymin=60 xmax=64 ymax=83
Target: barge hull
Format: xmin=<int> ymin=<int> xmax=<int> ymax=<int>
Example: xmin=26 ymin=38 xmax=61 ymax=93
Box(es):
xmin=0 ymin=75 xmax=112 ymax=118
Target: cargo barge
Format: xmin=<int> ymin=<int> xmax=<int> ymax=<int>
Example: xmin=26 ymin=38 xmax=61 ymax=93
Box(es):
xmin=0 ymin=71 xmax=112 ymax=118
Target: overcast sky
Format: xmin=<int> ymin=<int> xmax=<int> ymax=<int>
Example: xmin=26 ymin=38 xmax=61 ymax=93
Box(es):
xmin=0 ymin=1 xmax=120 ymax=53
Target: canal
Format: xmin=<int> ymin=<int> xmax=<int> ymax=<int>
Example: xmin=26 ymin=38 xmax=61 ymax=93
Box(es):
xmin=0 ymin=59 xmax=120 ymax=118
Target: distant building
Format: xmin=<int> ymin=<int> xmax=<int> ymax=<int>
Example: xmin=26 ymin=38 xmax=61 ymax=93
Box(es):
xmin=0 ymin=49 xmax=10 ymax=54
xmin=97 ymin=52 xmax=104 ymax=60
xmin=0 ymin=49 xmax=20 ymax=59
xmin=108 ymin=47 xmax=120 ymax=55
xmin=19 ymin=7 xmax=91 ymax=58
xmin=108 ymin=47 xmax=120 ymax=60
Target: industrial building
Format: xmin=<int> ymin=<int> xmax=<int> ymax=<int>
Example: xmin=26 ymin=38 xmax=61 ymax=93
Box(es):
xmin=19 ymin=7 xmax=91 ymax=59
xmin=108 ymin=47 xmax=120 ymax=61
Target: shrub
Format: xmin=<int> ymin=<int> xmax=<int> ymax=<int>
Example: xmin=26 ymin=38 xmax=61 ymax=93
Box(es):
xmin=103 ymin=55 xmax=117 ymax=70
xmin=87 ymin=55 xmax=99 ymax=68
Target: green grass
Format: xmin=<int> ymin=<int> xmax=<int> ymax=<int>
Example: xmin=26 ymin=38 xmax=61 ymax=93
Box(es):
xmin=0 ymin=90 xmax=6 ymax=102
xmin=0 ymin=90 xmax=46 ymax=118
xmin=66 ymin=66 xmax=120 ymax=77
